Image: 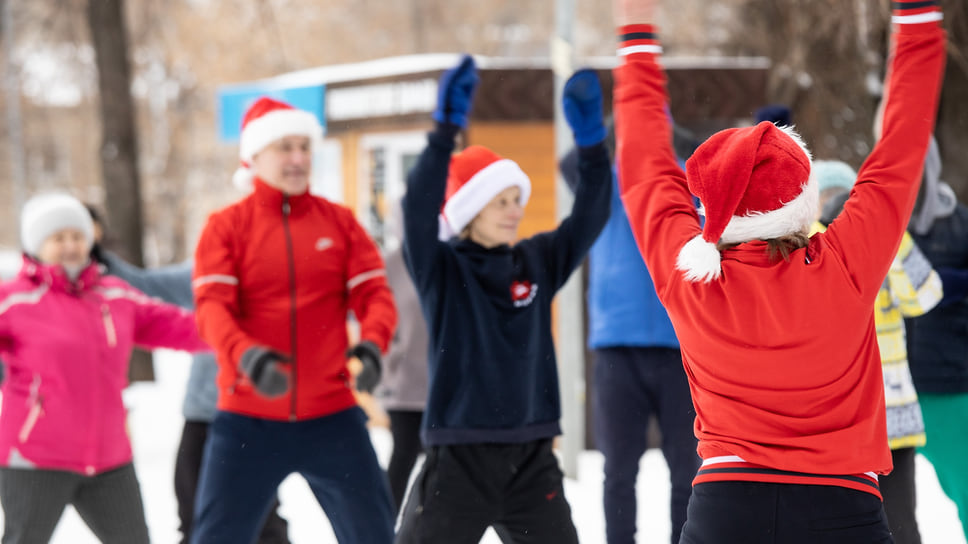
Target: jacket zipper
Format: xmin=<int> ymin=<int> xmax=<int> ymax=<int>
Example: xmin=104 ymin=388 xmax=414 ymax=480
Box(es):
xmin=18 ymin=376 xmax=44 ymax=443
xmin=282 ymin=197 xmax=299 ymax=421
xmin=101 ymin=304 xmax=117 ymax=347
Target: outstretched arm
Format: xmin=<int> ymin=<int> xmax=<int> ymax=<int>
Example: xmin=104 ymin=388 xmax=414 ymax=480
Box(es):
xmin=613 ymin=0 xmax=701 ymax=294
xmin=101 ymin=250 xmax=194 ymax=309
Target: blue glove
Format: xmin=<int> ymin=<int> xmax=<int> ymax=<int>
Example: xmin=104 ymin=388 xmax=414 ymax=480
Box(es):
xmin=563 ymin=69 xmax=607 ymax=147
xmin=432 ymin=55 xmax=478 ymax=129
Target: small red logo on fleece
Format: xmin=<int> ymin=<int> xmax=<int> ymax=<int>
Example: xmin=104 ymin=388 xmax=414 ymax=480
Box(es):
xmin=545 ymin=490 xmax=558 ymax=501
xmin=510 ymin=281 xmax=532 ymax=301
xmin=510 ymin=280 xmax=538 ymax=307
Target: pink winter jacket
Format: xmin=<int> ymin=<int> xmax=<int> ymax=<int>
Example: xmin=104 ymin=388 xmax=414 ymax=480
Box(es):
xmin=0 ymin=256 xmax=209 ymax=475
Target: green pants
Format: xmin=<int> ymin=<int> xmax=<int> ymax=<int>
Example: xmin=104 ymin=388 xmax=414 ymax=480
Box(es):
xmin=918 ymin=392 xmax=968 ymax=542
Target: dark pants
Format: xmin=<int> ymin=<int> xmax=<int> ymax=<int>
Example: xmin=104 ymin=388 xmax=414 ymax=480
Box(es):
xmin=175 ymin=420 xmax=290 ymax=544
xmin=680 ymin=481 xmax=893 ymax=544
xmin=593 ymin=346 xmax=700 ymax=544
xmin=0 ymin=463 xmax=149 ymax=544
xmin=881 ymin=447 xmax=921 ymax=544
xmin=396 ymin=439 xmax=578 ymax=544
xmin=190 ymin=408 xmax=394 ymax=544
xmin=387 ymin=410 xmax=424 ymax=512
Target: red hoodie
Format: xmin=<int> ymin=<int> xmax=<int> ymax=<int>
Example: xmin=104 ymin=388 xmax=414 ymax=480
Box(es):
xmin=614 ymin=6 xmax=945 ymax=497
xmin=193 ymin=179 xmax=397 ymax=421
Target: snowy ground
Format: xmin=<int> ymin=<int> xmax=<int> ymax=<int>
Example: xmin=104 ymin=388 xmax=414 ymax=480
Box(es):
xmin=1 ymin=350 xmax=964 ymax=543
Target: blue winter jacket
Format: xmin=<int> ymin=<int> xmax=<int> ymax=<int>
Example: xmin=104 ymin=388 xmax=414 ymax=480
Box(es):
xmin=559 ymin=150 xmax=678 ymax=349
xmin=101 ymin=252 xmax=219 ymax=421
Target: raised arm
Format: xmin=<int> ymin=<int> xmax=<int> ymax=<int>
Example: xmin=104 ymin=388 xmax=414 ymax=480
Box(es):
xmin=824 ymin=2 xmax=946 ymax=295
xmin=402 ymin=55 xmax=475 ymax=293
xmin=612 ymin=0 xmax=702 ymax=293
xmin=528 ymin=69 xmax=612 ymax=291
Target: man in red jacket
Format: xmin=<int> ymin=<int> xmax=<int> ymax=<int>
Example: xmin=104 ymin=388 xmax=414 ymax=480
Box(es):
xmin=191 ymin=96 xmax=397 ymax=544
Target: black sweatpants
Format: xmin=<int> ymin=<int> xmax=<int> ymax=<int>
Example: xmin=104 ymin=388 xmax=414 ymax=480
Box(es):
xmin=679 ymin=481 xmax=893 ymax=544
xmin=174 ymin=420 xmax=290 ymax=544
xmin=396 ymin=438 xmax=578 ymax=544
xmin=0 ymin=463 xmax=149 ymax=544
xmin=881 ymin=447 xmax=921 ymax=544
xmin=387 ymin=410 xmax=424 ymax=511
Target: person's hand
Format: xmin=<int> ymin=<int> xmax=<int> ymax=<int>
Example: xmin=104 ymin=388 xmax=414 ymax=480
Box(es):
xmin=239 ymin=347 xmax=291 ymax=398
xmin=614 ymin=0 xmax=659 ymax=27
xmin=432 ymin=54 xmax=479 ymax=129
xmin=563 ymin=69 xmax=607 ymax=148
xmin=346 ymin=340 xmax=382 ymax=394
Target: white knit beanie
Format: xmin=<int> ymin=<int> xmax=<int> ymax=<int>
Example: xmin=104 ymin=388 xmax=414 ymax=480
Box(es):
xmin=20 ymin=193 xmax=95 ymax=256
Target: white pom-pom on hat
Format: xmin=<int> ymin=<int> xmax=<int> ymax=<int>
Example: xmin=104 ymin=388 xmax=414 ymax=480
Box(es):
xmin=676 ymin=234 xmax=723 ymax=283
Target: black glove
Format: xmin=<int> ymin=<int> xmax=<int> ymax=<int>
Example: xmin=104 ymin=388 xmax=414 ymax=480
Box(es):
xmin=346 ymin=340 xmax=382 ymax=394
xmin=239 ymin=347 xmax=290 ymax=398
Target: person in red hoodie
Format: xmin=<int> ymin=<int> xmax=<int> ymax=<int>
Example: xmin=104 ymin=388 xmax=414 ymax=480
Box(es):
xmin=191 ymin=97 xmax=398 ymax=544
xmin=612 ymin=0 xmax=946 ymax=542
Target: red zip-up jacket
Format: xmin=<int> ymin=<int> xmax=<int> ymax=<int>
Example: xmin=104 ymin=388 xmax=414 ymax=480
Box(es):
xmin=193 ymin=179 xmax=397 ymax=421
xmin=614 ymin=5 xmax=945 ymax=497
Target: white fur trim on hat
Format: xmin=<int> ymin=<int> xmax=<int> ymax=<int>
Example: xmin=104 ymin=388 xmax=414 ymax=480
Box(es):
xmin=234 ymin=109 xmax=323 ymax=192
xmin=20 ymin=193 xmax=95 ymax=256
xmin=439 ymin=159 xmax=531 ymax=241
xmin=718 ymin=175 xmax=819 ymax=244
xmin=239 ymin=108 xmax=323 ymax=162
xmin=675 ymin=234 xmax=723 ymax=283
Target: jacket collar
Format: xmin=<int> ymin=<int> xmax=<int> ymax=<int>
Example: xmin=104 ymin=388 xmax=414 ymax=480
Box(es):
xmin=251 ymin=177 xmax=312 ymax=211
xmin=19 ymin=254 xmax=100 ymax=292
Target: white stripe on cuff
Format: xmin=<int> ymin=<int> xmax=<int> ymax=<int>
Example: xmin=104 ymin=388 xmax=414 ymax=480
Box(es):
xmin=892 ymin=12 xmax=943 ymax=24
xmin=192 ymin=274 xmax=239 ymax=289
xmin=347 ymin=269 xmax=386 ymax=290
xmin=618 ymin=44 xmax=663 ymax=57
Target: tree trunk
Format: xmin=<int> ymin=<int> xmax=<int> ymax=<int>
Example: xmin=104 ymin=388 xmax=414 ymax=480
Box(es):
xmin=938 ymin=0 xmax=968 ymax=201
xmin=87 ymin=0 xmax=153 ymax=382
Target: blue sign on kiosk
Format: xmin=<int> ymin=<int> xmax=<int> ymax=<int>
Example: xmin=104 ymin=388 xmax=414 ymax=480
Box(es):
xmin=217 ymin=84 xmax=326 ymax=142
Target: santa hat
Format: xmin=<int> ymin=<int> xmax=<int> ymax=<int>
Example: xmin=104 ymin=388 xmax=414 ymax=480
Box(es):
xmin=232 ymin=96 xmax=324 ymax=191
xmin=438 ymin=146 xmax=532 ymax=241
xmin=20 ymin=193 xmax=95 ymax=256
xmin=678 ymin=121 xmax=815 ymax=283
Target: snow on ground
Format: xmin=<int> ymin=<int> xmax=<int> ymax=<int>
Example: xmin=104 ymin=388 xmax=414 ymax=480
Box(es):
xmin=1 ymin=350 xmax=964 ymax=543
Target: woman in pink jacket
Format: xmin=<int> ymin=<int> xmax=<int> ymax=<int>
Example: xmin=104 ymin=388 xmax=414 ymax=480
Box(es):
xmin=0 ymin=192 xmax=208 ymax=543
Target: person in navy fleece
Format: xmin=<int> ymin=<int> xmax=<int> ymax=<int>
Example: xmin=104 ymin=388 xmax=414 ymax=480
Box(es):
xmin=395 ymin=56 xmax=611 ymax=543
